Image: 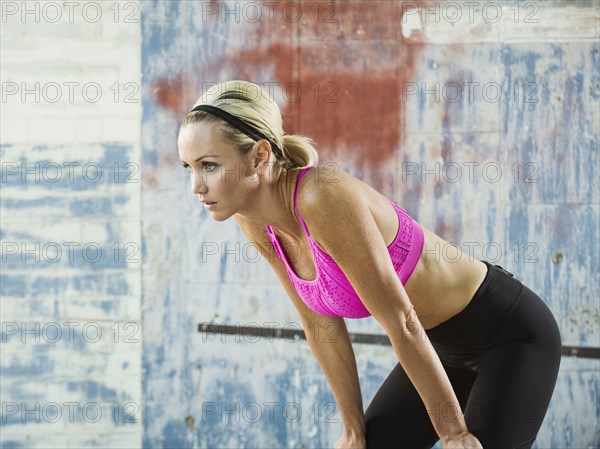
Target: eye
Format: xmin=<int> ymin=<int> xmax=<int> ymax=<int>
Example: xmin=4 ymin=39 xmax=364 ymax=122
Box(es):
xmin=181 ymin=161 xmax=218 ymax=174
xmin=182 ymin=163 xmax=193 ymax=174
xmin=202 ymin=162 xmax=218 ymax=172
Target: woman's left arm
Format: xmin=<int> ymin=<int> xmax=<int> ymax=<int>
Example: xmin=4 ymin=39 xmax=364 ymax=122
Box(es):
xmin=300 ymin=173 xmax=481 ymax=445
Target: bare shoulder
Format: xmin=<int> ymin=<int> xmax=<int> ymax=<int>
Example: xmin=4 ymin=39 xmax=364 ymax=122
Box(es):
xmin=297 ymin=164 xmax=408 ymax=256
xmin=296 ymin=165 xmax=369 ymax=241
xmin=297 ymin=164 xmax=360 ymax=210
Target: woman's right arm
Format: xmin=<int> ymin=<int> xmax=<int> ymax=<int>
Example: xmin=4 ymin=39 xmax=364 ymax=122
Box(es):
xmin=235 ymin=215 xmax=367 ymax=442
xmin=302 ymin=315 xmax=367 ymax=446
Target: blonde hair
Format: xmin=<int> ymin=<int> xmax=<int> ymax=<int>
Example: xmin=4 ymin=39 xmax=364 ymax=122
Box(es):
xmin=181 ymin=80 xmax=318 ymax=170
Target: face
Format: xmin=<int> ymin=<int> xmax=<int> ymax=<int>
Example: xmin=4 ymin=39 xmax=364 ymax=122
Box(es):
xmin=177 ymin=121 xmax=263 ymax=221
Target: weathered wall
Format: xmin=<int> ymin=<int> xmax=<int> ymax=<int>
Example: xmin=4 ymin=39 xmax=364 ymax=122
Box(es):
xmin=1 ymin=1 xmax=598 ymax=448
xmin=1 ymin=1 xmax=143 ymax=447
xmin=140 ymin=1 xmax=599 ymax=448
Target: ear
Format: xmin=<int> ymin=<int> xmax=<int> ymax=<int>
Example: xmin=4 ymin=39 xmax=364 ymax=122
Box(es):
xmin=251 ymin=139 xmax=275 ymax=173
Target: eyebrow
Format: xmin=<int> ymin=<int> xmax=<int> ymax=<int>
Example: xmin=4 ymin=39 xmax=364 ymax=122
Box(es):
xmin=181 ymin=154 xmax=220 ymax=165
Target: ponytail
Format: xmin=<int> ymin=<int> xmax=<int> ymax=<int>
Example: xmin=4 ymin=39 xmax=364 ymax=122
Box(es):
xmin=281 ymin=134 xmax=319 ymax=169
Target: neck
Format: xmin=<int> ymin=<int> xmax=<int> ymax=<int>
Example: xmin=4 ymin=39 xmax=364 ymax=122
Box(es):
xmin=237 ymin=166 xmax=305 ymax=241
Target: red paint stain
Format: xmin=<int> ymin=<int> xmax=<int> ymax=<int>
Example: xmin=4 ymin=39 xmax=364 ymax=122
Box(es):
xmin=153 ymin=72 xmax=195 ymax=117
xmin=150 ymin=1 xmax=425 ymax=193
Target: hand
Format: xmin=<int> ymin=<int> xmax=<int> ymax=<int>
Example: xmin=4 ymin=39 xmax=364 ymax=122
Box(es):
xmin=442 ymin=430 xmax=483 ymax=448
xmin=333 ymin=429 xmax=366 ymax=449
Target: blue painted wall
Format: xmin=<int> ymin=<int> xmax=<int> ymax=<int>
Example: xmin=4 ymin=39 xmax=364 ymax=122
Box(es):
xmin=140 ymin=1 xmax=599 ymax=448
xmin=0 ymin=1 xmax=143 ymax=444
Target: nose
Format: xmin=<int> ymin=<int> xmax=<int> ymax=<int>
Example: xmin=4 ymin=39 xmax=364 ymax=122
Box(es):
xmin=190 ymin=172 xmax=206 ymax=195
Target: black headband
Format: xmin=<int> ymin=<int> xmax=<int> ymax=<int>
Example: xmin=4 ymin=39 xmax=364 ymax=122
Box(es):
xmin=189 ymin=104 xmax=281 ymax=155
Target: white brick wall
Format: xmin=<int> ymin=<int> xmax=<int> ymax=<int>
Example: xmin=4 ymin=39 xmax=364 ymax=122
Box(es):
xmin=1 ymin=1 xmax=142 ymax=447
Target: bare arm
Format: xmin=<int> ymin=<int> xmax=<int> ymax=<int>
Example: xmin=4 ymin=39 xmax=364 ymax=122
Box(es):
xmin=235 ymin=214 xmax=366 ymax=436
xmin=299 ymin=173 xmax=472 ymax=441
xmin=301 ymin=315 xmax=366 ymax=437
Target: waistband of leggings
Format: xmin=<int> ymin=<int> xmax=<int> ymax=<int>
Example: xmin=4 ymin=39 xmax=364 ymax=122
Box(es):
xmin=424 ymin=259 xmax=522 ymax=339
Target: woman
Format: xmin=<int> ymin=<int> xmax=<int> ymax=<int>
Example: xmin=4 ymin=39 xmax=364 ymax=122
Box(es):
xmin=177 ymin=80 xmax=562 ymax=449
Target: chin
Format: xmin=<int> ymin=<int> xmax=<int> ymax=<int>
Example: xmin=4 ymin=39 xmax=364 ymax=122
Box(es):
xmin=209 ymin=210 xmax=231 ymax=222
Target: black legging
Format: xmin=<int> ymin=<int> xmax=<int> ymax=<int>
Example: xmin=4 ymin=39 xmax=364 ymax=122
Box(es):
xmin=364 ymin=260 xmax=562 ymax=449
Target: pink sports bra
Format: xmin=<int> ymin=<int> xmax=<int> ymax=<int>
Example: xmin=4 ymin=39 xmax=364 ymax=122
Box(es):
xmin=265 ymin=165 xmax=424 ymax=319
